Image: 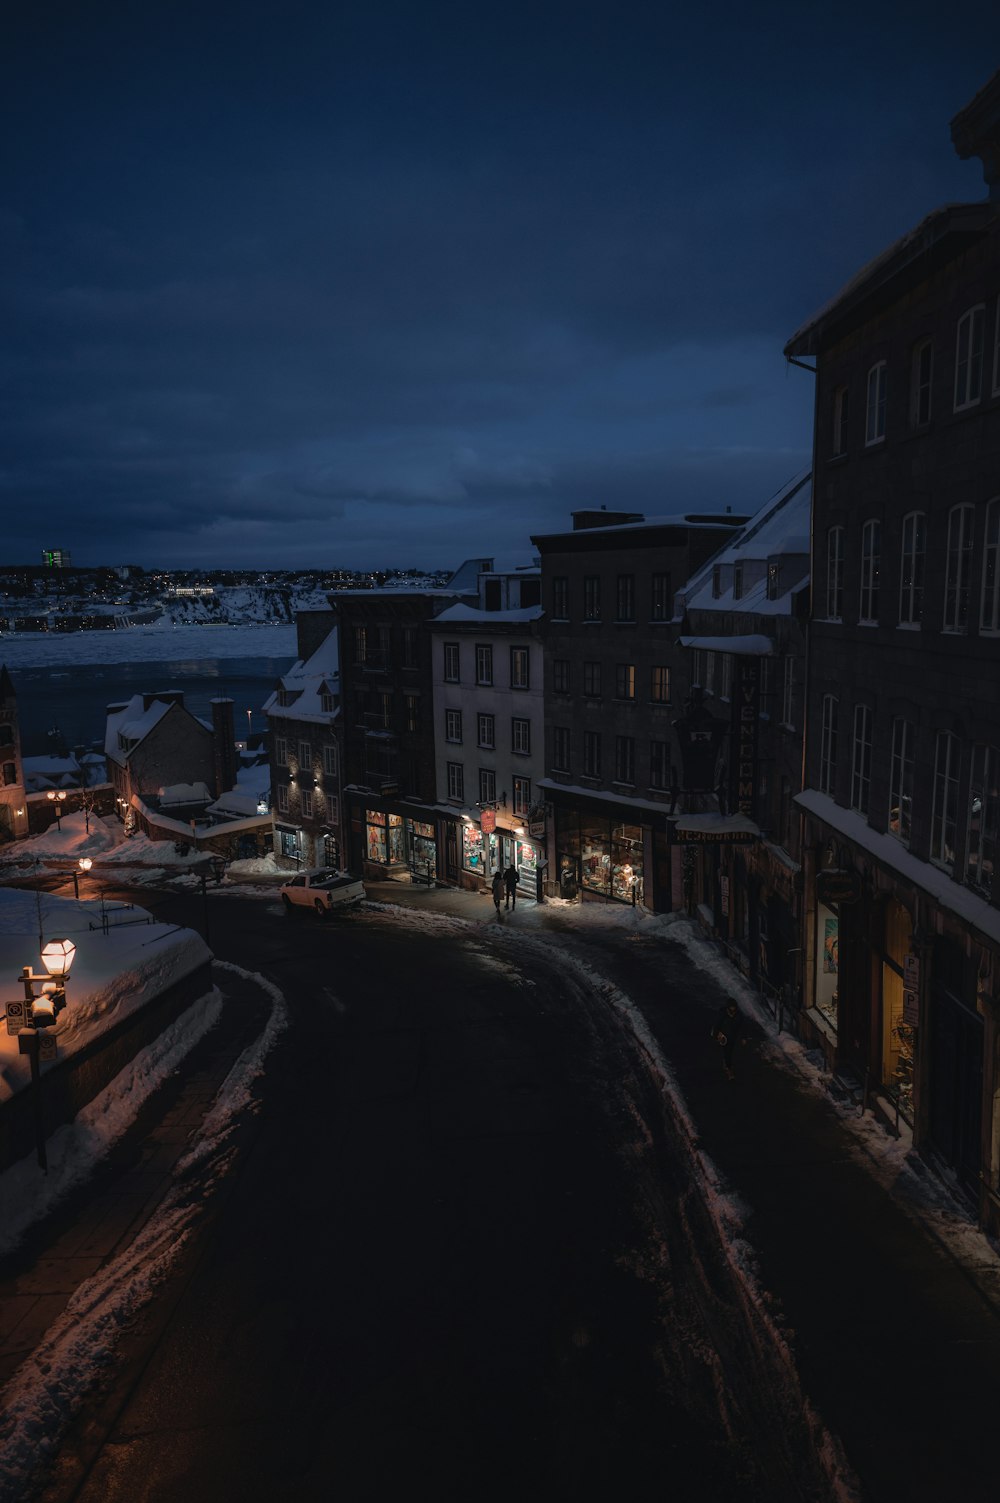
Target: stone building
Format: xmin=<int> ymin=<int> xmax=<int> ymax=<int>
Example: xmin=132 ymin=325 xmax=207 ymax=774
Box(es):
xmin=531 ymin=508 xmax=746 ymax=911
xmin=783 ymin=69 xmax=1000 ymax=1223
xmin=264 ymin=618 xmax=343 ymax=869
xmin=104 ymin=690 xmax=236 ymax=823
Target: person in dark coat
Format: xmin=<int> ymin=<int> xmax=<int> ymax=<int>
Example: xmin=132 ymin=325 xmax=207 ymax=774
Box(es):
xmin=491 ymin=869 xmax=505 ymax=915
xmin=503 ymin=861 xmax=519 ymax=910
xmin=711 ymin=999 xmax=746 ymax=1079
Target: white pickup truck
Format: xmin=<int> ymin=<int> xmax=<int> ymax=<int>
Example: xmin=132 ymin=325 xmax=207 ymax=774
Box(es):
xmin=279 ymin=868 xmax=366 ymax=917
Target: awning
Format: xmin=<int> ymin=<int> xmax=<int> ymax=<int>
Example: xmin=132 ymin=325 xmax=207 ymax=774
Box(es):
xmin=671 ymin=813 xmax=760 ymax=843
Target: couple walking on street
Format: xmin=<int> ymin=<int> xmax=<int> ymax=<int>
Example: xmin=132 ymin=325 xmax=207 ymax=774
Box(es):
xmin=491 ymin=862 xmax=518 ymax=915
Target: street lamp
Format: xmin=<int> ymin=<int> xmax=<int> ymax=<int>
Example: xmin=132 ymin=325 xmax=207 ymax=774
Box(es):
xmin=46 ymin=789 xmax=68 ymax=830
xmin=72 ymin=856 xmax=93 ymax=900
xmin=16 ymin=938 xmax=77 ymax=1173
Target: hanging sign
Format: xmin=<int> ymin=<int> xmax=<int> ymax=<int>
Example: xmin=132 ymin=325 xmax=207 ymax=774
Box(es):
xmin=816 ymin=869 xmax=862 ymax=905
xmin=903 ymin=953 xmax=920 ymax=1025
xmin=481 ymin=809 xmax=496 ymax=833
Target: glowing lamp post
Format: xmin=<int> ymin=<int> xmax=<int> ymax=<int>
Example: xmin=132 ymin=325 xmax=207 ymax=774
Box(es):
xmin=15 ymin=938 xmax=77 ymax=1173
xmin=72 ymin=856 xmax=93 ymax=899
xmin=46 ymin=789 xmax=68 ymax=830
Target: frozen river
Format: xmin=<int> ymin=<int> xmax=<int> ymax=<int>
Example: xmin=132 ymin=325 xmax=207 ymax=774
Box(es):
xmin=0 ymin=623 xmax=298 ymax=756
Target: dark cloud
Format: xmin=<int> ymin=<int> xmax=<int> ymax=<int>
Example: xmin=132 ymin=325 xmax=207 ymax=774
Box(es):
xmin=1 ymin=1 xmax=998 ymax=567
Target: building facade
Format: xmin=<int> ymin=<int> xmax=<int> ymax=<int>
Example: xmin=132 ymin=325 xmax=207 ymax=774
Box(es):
xmin=264 ymin=617 xmax=343 ymax=869
xmin=531 ymin=509 xmax=746 ymax=911
xmin=0 ymin=665 xmax=28 ymax=843
xmin=784 ymin=70 xmax=1000 ymax=1224
xmin=429 ymin=564 xmax=545 ymax=896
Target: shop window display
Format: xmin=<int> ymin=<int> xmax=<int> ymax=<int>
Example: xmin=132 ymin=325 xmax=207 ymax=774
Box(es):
xmin=388 ymin=813 xmax=404 ymax=863
xmin=366 ymin=809 xmax=386 ymax=863
xmin=814 ymin=903 xmax=838 ymax=1032
xmin=463 ymin=823 xmax=485 ymax=874
xmin=408 ymin=819 xmax=436 ymax=874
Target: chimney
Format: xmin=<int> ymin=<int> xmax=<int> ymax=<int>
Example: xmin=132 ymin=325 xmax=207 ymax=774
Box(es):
xmin=210 ymin=697 xmax=237 ymax=797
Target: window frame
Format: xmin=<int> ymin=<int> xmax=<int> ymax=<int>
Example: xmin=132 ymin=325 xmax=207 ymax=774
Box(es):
xmin=981 ymin=498 xmax=1000 ymax=633
xmin=650 ymin=665 xmax=671 ymax=704
xmin=898 ymin=510 xmax=925 ymax=627
xmin=443 ymin=642 xmax=460 ymax=683
xmin=553 ymin=659 xmax=570 ymax=694
xmin=850 ymin=703 xmax=872 ymax=815
xmin=832 ymin=384 xmax=850 ymax=456
xmin=477 ymin=712 xmax=495 ymax=749
xmin=943 ymin=504 xmax=974 ymax=632
xmin=888 ymin=718 xmax=914 ymax=845
xmin=445 ymin=708 xmax=463 ymax=744
xmin=615 ymin=663 xmax=636 ymax=701
xmin=931 ymin=730 xmax=960 ymax=869
xmin=910 ymin=338 xmax=932 ymax=428
xmin=651 ymin=572 xmax=671 ymax=622
xmin=865 ymin=361 xmax=887 ymax=446
xmin=649 ymin=739 xmax=670 ymax=791
xmin=583 ymin=575 xmax=601 ymax=622
xmin=954 ymin=304 xmax=985 ymax=411
xmin=826 ymin=526 xmax=844 ymax=619
xmin=446 ymin=761 xmax=464 ymax=802
xmin=859 ymin=518 xmax=881 ymax=624
xmin=509 ymin=646 xmax=530 ymax=690
xmin=615 ymin=735 xmax=636 ymax=786
xmin=583 ymin=661 xmax=602 ymax=698
xmin=583 ymin=730 xmax=602 ymax=779
xmin=512 ymin=776 xmax=531 ymax=817
xmin=552 ymin=575 xmax=569 ymax=620
xmin=552 ymin=726 xmax=571 ymax=773
xmin=475 ymin=643 xmax=494 ymax=686
xmin=479 ymin=768 xmax=496 ymax=806
xmin=511 ymin=717 xmax=531 ymax=755
xmin=275 ymin=736 xmax=288 ymax=767
xmin=322 ymin=744 xmax=337 ymax=777
xmin=616 ymin=573 xmax=635 ymax=622
xmin=819 ymin=694 xmax=838 ymax=796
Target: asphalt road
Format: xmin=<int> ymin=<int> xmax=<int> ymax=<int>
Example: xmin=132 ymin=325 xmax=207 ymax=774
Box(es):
xmin=27 ymin=887 xmax=834 ymax=1503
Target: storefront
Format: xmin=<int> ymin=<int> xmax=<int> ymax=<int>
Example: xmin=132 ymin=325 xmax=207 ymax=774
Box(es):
xmin=461 ymin=818 xmax=541 ymax=895
xmin=556 ymin=810 xmax=644 ymax=904
xmin=275 ymin=822 xmax=303 ymax=864
xmin=407 ymin=818 xmax=437 ymax=879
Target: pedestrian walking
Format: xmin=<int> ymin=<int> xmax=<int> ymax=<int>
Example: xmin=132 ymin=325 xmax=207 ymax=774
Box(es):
xmin=503 ymin=861 xmax=519 ymax=910
xmin=491 ymin=869 xmax=505 ymax=916
xmin=711 ymin=999 xmax=746 ymax=1080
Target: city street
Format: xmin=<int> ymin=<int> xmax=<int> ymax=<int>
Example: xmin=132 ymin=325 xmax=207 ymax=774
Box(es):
xmin=11 ymin=885 xmax=832 ymax=1503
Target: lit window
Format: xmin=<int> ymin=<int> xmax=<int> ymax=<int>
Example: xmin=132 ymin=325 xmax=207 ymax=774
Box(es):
xmin=888 ymin=719 xmax=914 ymax=844
xmin=650 ymin=666 xmax=670 ymax=703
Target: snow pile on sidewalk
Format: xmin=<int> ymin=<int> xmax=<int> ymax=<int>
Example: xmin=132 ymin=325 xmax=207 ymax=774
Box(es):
xmin=0 ymin=811 xmax=121 ymax=865
xmin=0 ymin=889 xmax=210 ymax=1105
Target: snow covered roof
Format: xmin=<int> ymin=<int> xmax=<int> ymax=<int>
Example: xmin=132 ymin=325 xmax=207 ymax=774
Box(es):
xmin=678 ymin=634 xmax=774 ymax=655
xmin=265 ymin=627 xmax=341 ymax=724
xmin=672 ymin=813 xmax=760 ymax=842
xmin=159 ymin=781 xmax=212 ymax=807
xmin=681 ymin=471 xmax=811 ymax=617
xmin=532 ymin=512 xmax=744 ymax=546
xmin=432 ymin=604 xmax=543 ymax=625
xmin=785 ymin=202 xmax=998 ymax=357
xmin=104 ymin=696 xmax=173 ymax=762
xmin=205 ymin=789 xmax=261 ymax=819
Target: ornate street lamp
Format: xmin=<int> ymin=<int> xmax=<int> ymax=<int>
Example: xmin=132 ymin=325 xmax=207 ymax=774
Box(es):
xmin=72 ymin=856 xmax=93 ymax=899
xmin=16 ymin=938 xmax=77 ymax=1173
xmin=46 ymin=789 xmax=68 ymax=830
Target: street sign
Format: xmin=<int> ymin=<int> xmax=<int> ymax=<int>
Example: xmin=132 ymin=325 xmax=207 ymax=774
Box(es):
xmin=39 ymin=1034 xmax=57 ymax=1061
xmin=5 ymin=1000 xmax=26 ymax=1035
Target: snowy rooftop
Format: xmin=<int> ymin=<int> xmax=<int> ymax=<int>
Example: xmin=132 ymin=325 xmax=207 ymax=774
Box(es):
xmin=264 ymin=629 xmax=341 ymax=724
xmin=682 ymin=471 xmax=811 ymax=617
xmin=432 ymin=604 xmax=543 ymax=625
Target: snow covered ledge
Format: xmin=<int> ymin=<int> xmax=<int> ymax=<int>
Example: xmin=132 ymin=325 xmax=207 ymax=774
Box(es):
xmin=0 ymin=890 xmax=212 ymax=1175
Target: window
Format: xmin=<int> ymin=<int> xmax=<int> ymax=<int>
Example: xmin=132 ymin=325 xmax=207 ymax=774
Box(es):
xmin=931 ymin=731 xmax=960 ymax=867
xmin=650 ymin=740 xmax=670 ymax=790
xmin=820 ymin=695 xmax=838 ymax=796
xmin=733 ymin=563 xmax=744 ymax=601
xmin=995 ymin=303 xmax=1000 ymax=396
xmin=692 ymin=649 xmax=704 ymax=688
xmin=954 ymin=305 xmax=985 ymax=410
xmin=584 ymin=576 xmax=601 ymax=621
xmin=475 ymin=644 xmax=493 ymax=685
xmin=326 ymin=796 xmax=340 ymax=830
xmin=650 ymin=666 xmax=671 ymax=704
xmin=616 ymin=574 xmax=635 ymax=621
xmin=720 ymin=655 xmax=732 ymax=701
xmin=889 ymin=719 xmax=914 ymax=844
xmin=477 ymin=713 xmax=495 ymax=749
xmin=615 ymin=663 xmax=635 ymax=700
xmin=404 ymin=694 xmax=419 ymax=733
xmin=553 ymin=726 xmax=571 ymax=772
xmin=552 ymin=576 xmax=569 ymax=619
xmin=651 ymin=572 xmax=671 ymax=621
xmin=911 ymin=339 xmax=932 ymax=427
xmin=353 ymin=625 xmax=368 ymax=665
xmin=851 ymin=704 xmax=872 ymax=814
xmin=583 ymin=661 xmax=601 ymax=697
xmin=301 ymin=788 xmax=314 ymax=819
xmin=781 ymin=658 xmax=794 ymax=727
xmin=982 ymin=499 xmax=1000 ymax=632
xmin=826 ymin=527 xmax=844 ymax=618
xmin=865 ymin=362 xmax=887 ymax=445
xmin=584 ymin=731 xmax=602 ymax=778
xmin=833 ymin=385 xmax=850 ymax=455
xmin=444 ymin=643 xmax=460 ymax=682
xmin=510 ymin=646 xmax=529 ymax=689
xmin=512 ymin=777 xmax=531 ymax=816
xmin=275 ymin=737 xmax=288 ymax=766
xmin=512 ymin=717 xmax=531 ymax=754
xmin=320 ymin=691 xmax=337 ymax=715
xmin=615 ymin=736 xmax=635 ymax=785
xmin=898 ymin=512 xmax=925 ymax=626
xmin=859 ymin=519 xmax=880 ymax=623
xmin=445 ymin=709 xmax=462 ymax=743
xmin=766 ymin=561 xmax=779 ymax=601
xmin=447 ymin=762 xmax=464 ymax=801
xmin=374 ymin=692 xmax=392 ymax=730
xmin=967 ymin=745 xmax=1000 ymax=896
xmin=322 ymin=744 xmax=337 ymax=776
xmin=401 ymin=627 xmax=418 ymax=670
xmin=298 ymin=741 xmax=312 ymax=772
xmin=276 ymin=784 xmax=289 ymax=813
xmin=943 ymin=505 xmax=973 ymax=631
xmin=553 ymin=659 xmax=570 ymax=694
xmin=479 ymin=768 xmax=496 ymax=806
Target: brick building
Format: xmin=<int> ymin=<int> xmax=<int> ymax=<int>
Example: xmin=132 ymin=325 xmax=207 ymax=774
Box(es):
xmin=784 ymin=69 xmax=1000 ymax=1222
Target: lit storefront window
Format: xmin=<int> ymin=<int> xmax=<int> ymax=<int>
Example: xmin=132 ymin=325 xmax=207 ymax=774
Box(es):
xmin=557 ymin=811 xmax=643 ymax=902
xmin=408 ymin=819 xmax=436 ymax=873
xmin=463 ymin=823 xmax=485 ymax=874
xmin=366 ymin=808 xmax=386 ymax=862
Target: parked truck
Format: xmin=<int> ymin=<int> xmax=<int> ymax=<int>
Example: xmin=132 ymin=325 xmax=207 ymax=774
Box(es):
xmin=279 ymin=868 xmax=366 ymax=917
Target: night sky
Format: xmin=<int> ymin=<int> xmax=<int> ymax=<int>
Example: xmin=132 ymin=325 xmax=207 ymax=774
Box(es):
xmin=4 ymin=3 xmax=998 ymax=572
